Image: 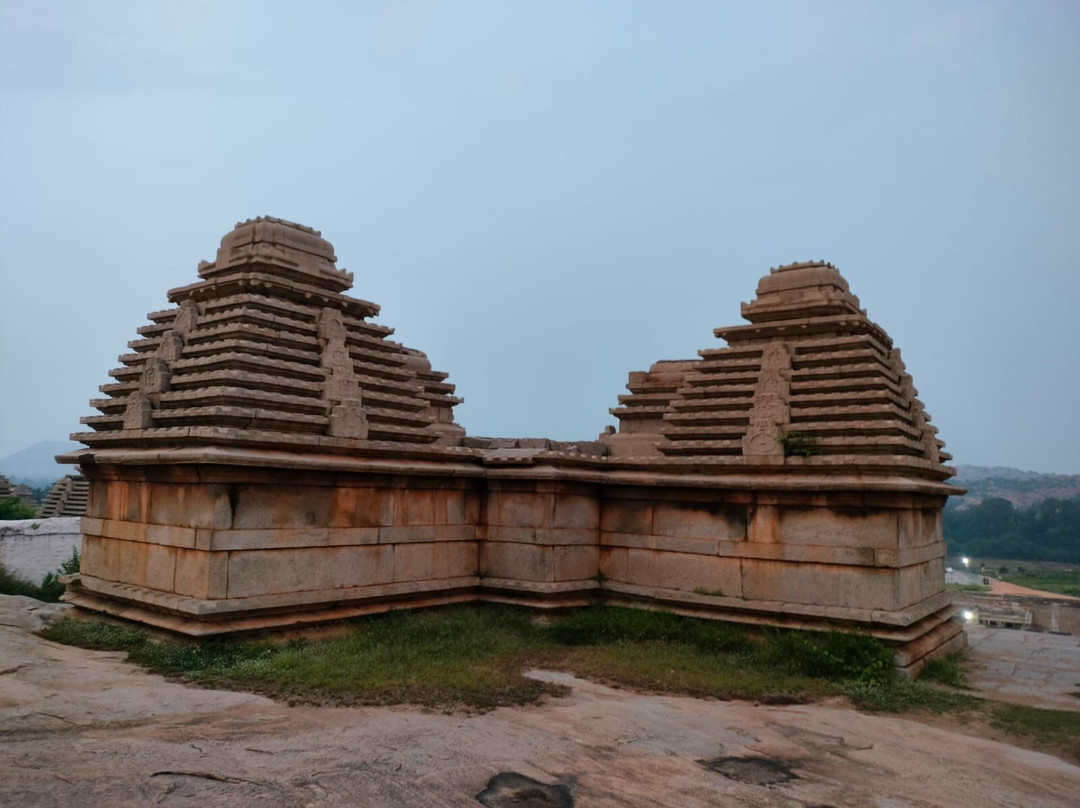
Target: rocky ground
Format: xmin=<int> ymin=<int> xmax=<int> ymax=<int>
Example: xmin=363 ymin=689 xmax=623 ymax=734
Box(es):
xmin=2 ymin=595 xmax=1079 ymax=808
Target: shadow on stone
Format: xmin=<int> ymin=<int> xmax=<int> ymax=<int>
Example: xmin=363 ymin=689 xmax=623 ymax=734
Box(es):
xmin=476 ymin=772 xmax=573 ymax=808
xmin=698 ymin=756 xmax=798 ymax=786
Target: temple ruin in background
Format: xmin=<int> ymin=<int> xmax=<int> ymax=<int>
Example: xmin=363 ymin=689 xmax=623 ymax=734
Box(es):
xmin=39 ymin=475 xmax=90 ymax=518
xmin=60 ymin=217 xmax=965 ymax=674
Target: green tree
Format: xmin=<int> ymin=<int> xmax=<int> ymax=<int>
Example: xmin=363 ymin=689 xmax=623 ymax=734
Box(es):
xmin=0 ymin=496 xmax=37 ymax=520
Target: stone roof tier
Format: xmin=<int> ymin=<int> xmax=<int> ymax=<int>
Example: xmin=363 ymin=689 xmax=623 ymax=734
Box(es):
xmin=606 ymin=261 xmax=955 ymax=480
xmin=38 ymin=475 xmax=89 ymax=517
xmin=71 ymin=218 xmax=465 ymax=455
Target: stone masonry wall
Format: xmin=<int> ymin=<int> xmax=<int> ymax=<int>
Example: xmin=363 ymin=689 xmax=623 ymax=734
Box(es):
xmin=0 ymin=517 xmax=82 ymax=584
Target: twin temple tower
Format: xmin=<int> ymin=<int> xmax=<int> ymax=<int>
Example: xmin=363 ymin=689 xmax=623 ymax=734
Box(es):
xmin=59 ymin=217 xmax=964 ymax=674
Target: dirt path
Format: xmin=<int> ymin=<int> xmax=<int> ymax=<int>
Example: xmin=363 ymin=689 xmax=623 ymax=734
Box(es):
xmin=2 ymin=596 xmax=1080 ymax=808
xmin=987 ymin=580 xmax=1080 ymax=600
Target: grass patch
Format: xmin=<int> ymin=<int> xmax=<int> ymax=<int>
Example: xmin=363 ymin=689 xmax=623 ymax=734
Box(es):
xmin=999 ymin=569 xmax=1080 ymax=598
xmin=40 ymin=604 xmax=918 ymax=712
xmin=559 ymin=643 xmax=831 ymax=703
xmin=37 ymin=603 xmax=1080 ymax=760
xmin=43 ymin=607 xmax=561 ymax=710
xmin=0 ymin=564 xmax=46 ymax=600
xmin=841 ymin=678 xmax=981 ymax=714
xmin=0 ymin=550 xmax=79 ymax=603
xmin=545 ymin=606 xmax=752 ymax=653
xmin=921 ymin=653 xmax=968 ymax=688
xmin=990 ymin=703 xmax=1080 ymax=747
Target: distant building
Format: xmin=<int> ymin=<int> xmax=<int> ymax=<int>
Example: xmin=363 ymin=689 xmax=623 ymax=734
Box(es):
xmin=39 ymin=475 xmax=89 ymax=517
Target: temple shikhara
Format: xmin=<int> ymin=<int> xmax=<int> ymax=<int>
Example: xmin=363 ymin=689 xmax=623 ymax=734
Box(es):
xmin=39 ymin=475 xmax=90 ymax=518
xmin=61 ymin=217 xmax=965 ymax=674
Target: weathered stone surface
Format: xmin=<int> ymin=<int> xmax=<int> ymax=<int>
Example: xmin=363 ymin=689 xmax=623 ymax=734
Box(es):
xmin=0 ymin=517 xmax=82 ymax=583
xmin=3 ymin=605 xmax=1078 ymax=808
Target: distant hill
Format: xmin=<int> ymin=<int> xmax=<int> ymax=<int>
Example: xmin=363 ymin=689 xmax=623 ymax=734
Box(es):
xmin=0 ymin=441 xmax=81 ymax=487
xmin=952 ymin=465 xmax=1080 ymax=510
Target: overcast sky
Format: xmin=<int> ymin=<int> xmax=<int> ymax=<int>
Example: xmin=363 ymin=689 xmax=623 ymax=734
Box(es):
xmin=1 ymin=1 xmax=1078 ymax=473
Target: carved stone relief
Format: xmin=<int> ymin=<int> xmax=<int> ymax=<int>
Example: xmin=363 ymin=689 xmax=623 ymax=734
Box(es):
xmin=317 ymin=307 xmax=367 ymax=438
xmin=741 ymin=340 xmax=792 ymax=463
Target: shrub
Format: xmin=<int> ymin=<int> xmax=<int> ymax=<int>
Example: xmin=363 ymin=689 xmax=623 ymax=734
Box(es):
xmin=0 ymin=549 xmax=80 ymax=603
xmin=921 ymin=653 xmax=967 ymax=688
xmin=0 ymin=563 xmax=44 ymax=598
xmin=38 ymin=549 xmax=80 ymax=601
xmin=0 ymin=496 xmax=37 ymax=520
xmin=760 ymin=628 xmax=895 ymax=685
xmin=545 ymin=606 xmax=752 ymax=654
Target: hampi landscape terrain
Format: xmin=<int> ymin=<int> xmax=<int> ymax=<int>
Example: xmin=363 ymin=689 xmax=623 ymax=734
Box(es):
xmin=2 ymin=595 xmax=1079 ymax=808
xmin=2 ymin=217 xmax=1079 ymax=807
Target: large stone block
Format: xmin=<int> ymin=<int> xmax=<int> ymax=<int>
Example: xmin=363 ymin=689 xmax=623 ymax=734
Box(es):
xmin=437 ymin=489 xmax=474 ymax=525
xmin=485 ymin=526 xmax=597 ymax=546
xmin=600 ymin=500 xmax=653 ymax=535
xmin=487 ymin=491 xmax=554 ymax=528
xmin=896 ymin=559 xmax=946 ymax=608
xmin=896 ymin=508 xmax=944 ymax=550
xmin=394 ymin=541 xmax=477 ymax=583
xmin=226 ymin=545 xmax=394 ymax=598
xmin=395 ymin=489 xmax=438 ymax=526
xmin=82 ymin=535 xmax=176 ymax=593
xmin=599 ymin=546 xmax=628 ymax=581
xmin=231 ymin=485 xmax=334 ymax=530
xmin=652 ymin=501 xmax=747 ymax=540
xmin=654 ymin=535 xmax=721 ymax=555
xmin=210 ymin=526 xmax=381 ymax=551
xmin=174 ymin=549 xmax=228 ymax=599
xmin=553 ymin=494 xmax=600 ymax=529
xmin=623 ymin=548 xmax=743 ymax=596
xmin=777 ymin=507 xmax=897 ymax=549
xmin=88 ymin=479 xmax=109 ymax=519
xmin=378 ymin=525 xmax=437 ymax=543
xmin=481 ymin=542 xmax=551 ymax=582
xmin=748 ymin=504 xmax=778 ymax=543
xmin=553 ymin=544 xmax=600 ymax=581
xmin=99 ymin=480 xmax=147 ymax=523
xmin=328 ymin=486 xmax=394 ymax=528
xmin=600 ymin=530 xmax=655 ymax=549
xmin=740 ymin=558 xmax=898 ymax=611
xmin=148 ymin=484 xmax=227 ymax=529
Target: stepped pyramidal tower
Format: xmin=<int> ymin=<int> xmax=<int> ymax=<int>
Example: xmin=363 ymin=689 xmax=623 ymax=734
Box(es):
xmin=79 ymin=217 xmax=464 ymax=452
xmin=62 ymin=221 xmax=964 ymax=675
xmin=608 ymin=260 xmax=950 ymax=473
xmin=39 ymin=475 xmax=89 ymax=517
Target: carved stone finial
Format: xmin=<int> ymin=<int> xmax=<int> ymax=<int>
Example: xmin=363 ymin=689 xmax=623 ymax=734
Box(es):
xmin=327 ymin=399 xmax=369 ymax=439
xmin=123 ymin=395 xmax=155 ymax=430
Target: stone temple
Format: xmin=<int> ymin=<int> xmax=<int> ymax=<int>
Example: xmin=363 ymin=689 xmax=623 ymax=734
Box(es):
xmin=39 ymin=475 xmax=90 ymax=518
xmin=61 ymin=217 xmax=965 ymax=674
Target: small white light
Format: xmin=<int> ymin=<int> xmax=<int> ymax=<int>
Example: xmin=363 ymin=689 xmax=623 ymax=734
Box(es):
xmin=962 ymin=610 xmax=976 ymax=622
xmin=961 ymin=556 xmax=970 ymax=568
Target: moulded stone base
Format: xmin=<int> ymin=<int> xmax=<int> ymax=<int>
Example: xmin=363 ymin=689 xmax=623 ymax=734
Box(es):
xmin=62 ymin=574 xmax=483 ymax=636
xmin=892 ymin=612 xmax=967 ymax=678
xmin=62 ymin=573 xmax=964 ymax=674
xmin=63 ymin=457 xmax=963 ymax=675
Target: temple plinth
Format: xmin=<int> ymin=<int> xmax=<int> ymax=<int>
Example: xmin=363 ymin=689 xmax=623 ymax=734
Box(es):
xmin=61 ymin=227 xmax=964 ymax=676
